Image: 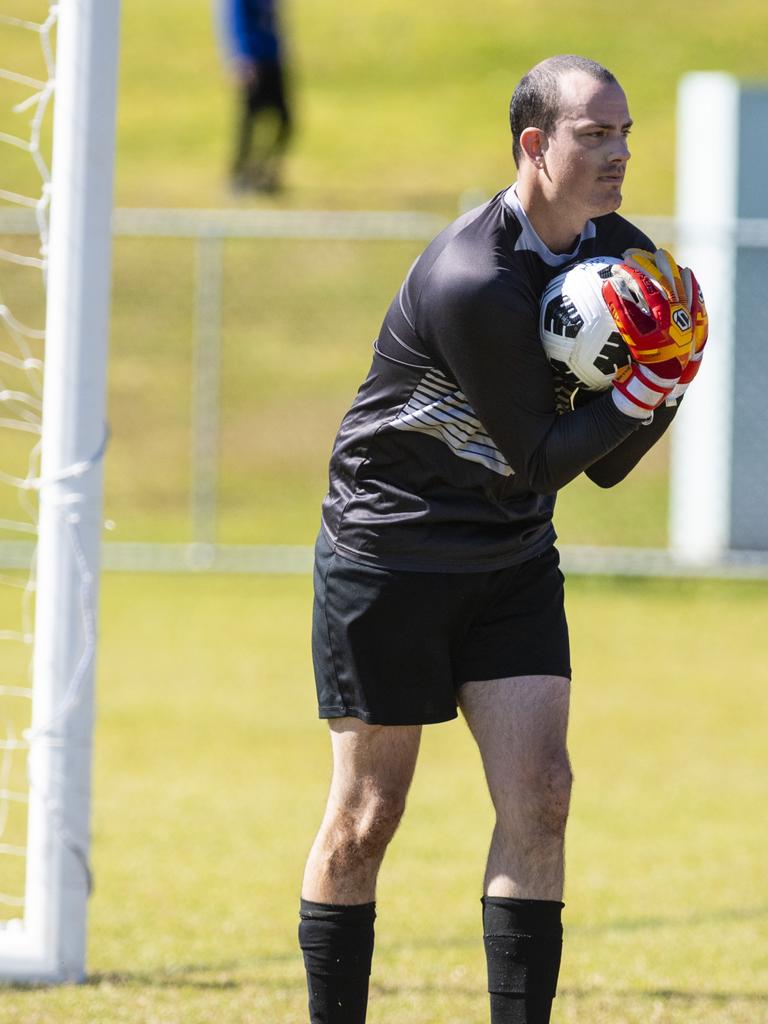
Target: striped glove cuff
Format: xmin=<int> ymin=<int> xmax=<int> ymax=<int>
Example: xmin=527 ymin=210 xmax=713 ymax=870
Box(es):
xmin=612 ymin=362 xmax=676 ymax=419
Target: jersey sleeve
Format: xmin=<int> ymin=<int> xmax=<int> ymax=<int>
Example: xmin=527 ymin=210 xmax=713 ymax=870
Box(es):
xmin=574 ymin=389 xmax=679 ymax=486
xmin=417 ymin=265 xmax=643 ymax=495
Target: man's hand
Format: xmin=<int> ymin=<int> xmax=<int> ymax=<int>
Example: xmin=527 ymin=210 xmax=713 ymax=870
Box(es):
xmin=601 ymin=263 xmax=695 ymax=419
xmin=622 ymin=247 xmax=686 ymax=304
xmin=622 ymin=248 xmax=709 ymax=404
xmin=232 ymin=56 xmax=261 ymax=85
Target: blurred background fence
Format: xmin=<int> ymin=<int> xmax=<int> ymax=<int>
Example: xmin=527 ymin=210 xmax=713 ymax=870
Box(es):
xmin=2 ymin=206 xmax=768 ymax=578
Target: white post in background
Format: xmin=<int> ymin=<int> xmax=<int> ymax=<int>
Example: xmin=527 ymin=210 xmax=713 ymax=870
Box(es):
xmin=23 ymin=0 xmax=119 ymax=983
xmin=671 ymin=72 xmax=768 ymax=562
xmin=671 ymin=73 xmax=739 ymax=561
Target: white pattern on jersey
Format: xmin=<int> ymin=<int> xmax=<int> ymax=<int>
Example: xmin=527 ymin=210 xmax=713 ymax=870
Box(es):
xmin=393 ymin=368 xmax=513 ymax=476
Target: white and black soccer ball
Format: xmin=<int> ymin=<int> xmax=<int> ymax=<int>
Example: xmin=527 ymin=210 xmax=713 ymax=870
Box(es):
xmin=539 ymin=256 xmax=631 ymax=392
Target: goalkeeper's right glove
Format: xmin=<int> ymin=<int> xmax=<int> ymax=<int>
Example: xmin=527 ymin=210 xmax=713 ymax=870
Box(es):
xmin=601 ymin=264 xmax=694 ymax=419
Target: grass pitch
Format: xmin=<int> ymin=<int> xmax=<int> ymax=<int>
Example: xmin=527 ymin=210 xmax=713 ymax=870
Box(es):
xmin=115 ymin=0 xmax=768 ymax=214
xmin=7 ymin=0 xmax=768 ymax=550
xmin=3 ymin=571 xmax=766 ymax=1023
xmin=95 ymin=0 xmax=768 ymax=551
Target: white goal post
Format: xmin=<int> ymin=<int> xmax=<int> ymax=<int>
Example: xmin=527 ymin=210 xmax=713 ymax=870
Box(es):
xmin=0 ymin=0 xmax=119 ymax=984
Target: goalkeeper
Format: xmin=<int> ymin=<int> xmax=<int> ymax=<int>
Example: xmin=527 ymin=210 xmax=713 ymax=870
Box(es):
xmin=299 ymin=54 xmax=707 ymax=1024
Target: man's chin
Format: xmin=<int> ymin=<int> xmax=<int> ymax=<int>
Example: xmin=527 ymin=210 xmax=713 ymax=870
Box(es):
xmin=592 ymin=187 xmax=623 ymax=217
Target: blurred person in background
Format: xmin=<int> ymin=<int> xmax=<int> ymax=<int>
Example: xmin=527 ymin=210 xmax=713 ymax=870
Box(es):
xmin=217 ymin=0 xmax=292 ymax=193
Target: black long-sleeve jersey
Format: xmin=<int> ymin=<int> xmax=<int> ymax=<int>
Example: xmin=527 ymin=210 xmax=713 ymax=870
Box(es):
xmin=320 ymin=185 xmax=677 ymax=572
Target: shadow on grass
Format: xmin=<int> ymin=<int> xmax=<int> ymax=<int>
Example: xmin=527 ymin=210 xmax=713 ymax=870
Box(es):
xmin=370 ymin=980 xmax=767 ymax=1006
xmin=0 ymin=956 xmax=303 ymax=994
xmin=56 ymin=968 xmax=768 ymax=1007
xmin=4 ymin=906 xmax=765 ymax=1000
xmin=85 ymin=969 xmax=242 ymax=991
xmin=569 ymin=903 xmax=768 ymax=935
xmin=5 ymin=969 xmax=766 ymax=1009
xmin=378 ymin=903 xmax=768 ymax=955
xmin=558 ymin=987 xmax=768 ymax=1006
xmin=84 ymin=955 xmax=307 ymax=992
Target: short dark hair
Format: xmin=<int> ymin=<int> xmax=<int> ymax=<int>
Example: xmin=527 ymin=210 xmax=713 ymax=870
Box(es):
xmin=509 ymin=55 xmax=617 ymax=167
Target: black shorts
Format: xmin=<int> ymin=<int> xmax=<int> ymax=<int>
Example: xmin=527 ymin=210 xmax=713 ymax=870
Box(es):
xmin=311 ymin=532 xmax=571 ymax=726
xmin=244 ymin=61 xmax=290 ymax=118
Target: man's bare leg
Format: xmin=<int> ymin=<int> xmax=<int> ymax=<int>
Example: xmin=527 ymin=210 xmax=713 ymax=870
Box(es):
xmin=299 ymin=717 xmax=421 ymax=1023
xmin=460 ymin=675 xmax=572 ymax=1024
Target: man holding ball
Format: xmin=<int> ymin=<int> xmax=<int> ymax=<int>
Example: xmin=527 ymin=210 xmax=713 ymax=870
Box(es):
xmin=299 ymin=54 xmax=707 ymax=1024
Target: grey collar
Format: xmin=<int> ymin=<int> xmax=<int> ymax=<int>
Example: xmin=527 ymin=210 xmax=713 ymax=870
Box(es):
xmin=504 ymin=184 xmax=596 ymax=267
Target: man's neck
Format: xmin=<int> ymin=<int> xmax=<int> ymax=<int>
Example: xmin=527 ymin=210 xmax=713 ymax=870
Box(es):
xmin=514 ymin=179 xmax=586 ymax=255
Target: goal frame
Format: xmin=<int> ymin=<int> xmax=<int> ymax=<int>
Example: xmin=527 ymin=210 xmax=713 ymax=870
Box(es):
xmin=0 ymin=0 xmax=119 ymax=983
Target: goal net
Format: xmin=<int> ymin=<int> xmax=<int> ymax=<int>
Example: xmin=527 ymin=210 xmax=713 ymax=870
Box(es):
xmin=0 ymin=1 xmax=119 ymax=984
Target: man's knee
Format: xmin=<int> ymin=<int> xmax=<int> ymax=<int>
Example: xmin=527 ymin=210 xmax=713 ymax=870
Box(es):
xmin=544 ymin=753 xmax=573 ymax=831
xmin=325 ymin=789 xmax=407 ymax=874
xmin=502 ymin=750 xmax=573 ymax=840
xmin=532 ymin=753 xmax=573 ymax=839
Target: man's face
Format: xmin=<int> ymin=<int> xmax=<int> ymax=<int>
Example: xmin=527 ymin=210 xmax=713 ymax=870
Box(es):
xmin=541 ymin=71 xmax=632 ymax=220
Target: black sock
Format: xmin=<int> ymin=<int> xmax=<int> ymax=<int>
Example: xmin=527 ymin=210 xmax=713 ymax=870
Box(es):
xmin=482 ymin=896 xmax=564 ymax=1024
xmin=298 ymin=899 xmax=376 ymax=1024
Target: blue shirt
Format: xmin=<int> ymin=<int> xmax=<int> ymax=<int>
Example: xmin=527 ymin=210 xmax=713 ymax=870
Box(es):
xmin=223 ymin=0 xmax=280 ymax=62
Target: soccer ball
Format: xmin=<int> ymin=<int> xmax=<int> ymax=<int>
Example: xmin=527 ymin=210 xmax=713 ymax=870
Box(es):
xmin=539 ymin=256 xmax=631 ymax=392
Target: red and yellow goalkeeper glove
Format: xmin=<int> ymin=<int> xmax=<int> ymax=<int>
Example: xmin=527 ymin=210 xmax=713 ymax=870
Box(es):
xmin=601 ymin=260 xmax=694 ymax=419
xmin=623 ymin=248 xmax=709 ymax=404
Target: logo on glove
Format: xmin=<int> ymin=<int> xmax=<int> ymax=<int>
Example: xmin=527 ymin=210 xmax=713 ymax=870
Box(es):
xmin=671 ymin=308 xmax=692 ymax=332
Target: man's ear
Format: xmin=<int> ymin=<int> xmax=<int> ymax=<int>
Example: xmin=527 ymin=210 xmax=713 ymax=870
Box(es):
xmin=520 ymin=126 xmax=546 ymax=166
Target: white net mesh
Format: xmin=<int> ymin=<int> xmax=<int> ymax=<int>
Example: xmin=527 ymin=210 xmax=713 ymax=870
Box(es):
xmin=0 ymin=3 xmax=56 ymax=922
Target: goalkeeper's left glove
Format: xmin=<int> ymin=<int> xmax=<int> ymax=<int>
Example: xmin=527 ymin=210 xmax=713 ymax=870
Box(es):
xmin=622 ymin=248 xmax=709 ymax=404
xmin=602 ymin=263 xmax=693 ymax=418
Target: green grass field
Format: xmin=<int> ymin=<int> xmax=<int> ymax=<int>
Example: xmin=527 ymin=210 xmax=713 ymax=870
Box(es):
xmin=2 ymin=573 xmax=767 ymax=1022
xmin=113 ymin=0 xmax=768 ymax=214
xmin=2 ymin=2 xmax=768 ymax=1020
